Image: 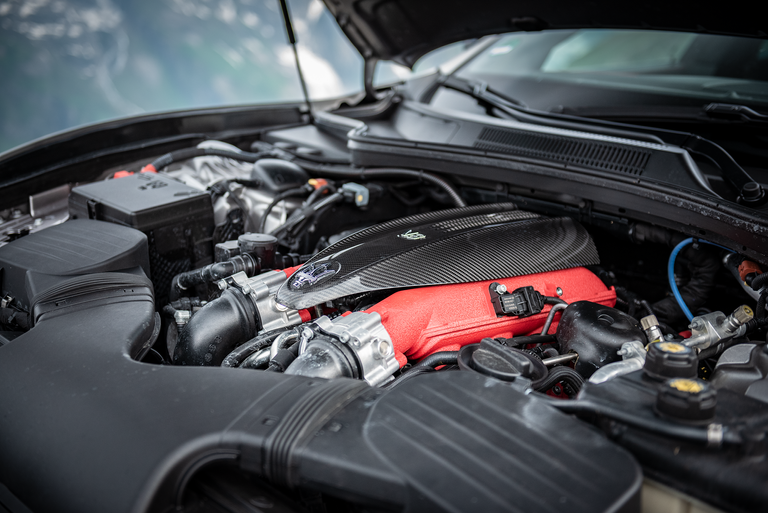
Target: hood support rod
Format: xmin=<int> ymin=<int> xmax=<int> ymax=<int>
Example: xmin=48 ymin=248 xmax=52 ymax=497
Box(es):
xmin=279 ymin=0 xmax=313 ymax=122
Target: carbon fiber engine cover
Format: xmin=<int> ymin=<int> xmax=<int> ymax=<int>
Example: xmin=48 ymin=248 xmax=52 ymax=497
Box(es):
xmin=276 ymin=203 xmax=599 ymax=309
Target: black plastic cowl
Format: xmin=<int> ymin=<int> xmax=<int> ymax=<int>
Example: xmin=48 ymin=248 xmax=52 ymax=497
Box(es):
xmin=173 ymin=288 xmax=259 ymax=366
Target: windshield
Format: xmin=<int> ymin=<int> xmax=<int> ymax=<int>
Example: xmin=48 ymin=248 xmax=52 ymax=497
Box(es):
xmin=0 ymin=0 xmax=363 ymax=154
xmin=435 ymin=30 xmax=768 ymax=115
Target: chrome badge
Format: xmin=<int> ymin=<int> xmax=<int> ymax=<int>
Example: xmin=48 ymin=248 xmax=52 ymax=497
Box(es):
xmin=289 ymin=261 xmax=341 ymax=290
xmin=398 ymin=229 xmax=426 ymax=241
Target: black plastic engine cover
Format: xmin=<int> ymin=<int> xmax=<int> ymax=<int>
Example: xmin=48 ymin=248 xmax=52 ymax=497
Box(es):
xmin=557 ymin=302 xmax=645 ymax=378
xmin=276 ymin=203 xmax=599 ymax=309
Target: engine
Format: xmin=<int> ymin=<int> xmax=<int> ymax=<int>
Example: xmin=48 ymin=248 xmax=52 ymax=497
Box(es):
xmin=0 ymin=140 xmax=760 ymax=399
xmin=3 ymin=140 xmax=768 ymax=513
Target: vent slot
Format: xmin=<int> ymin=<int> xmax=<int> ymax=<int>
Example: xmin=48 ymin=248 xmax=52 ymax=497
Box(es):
xmin=474 ymin=127 xmax=650 ymax=176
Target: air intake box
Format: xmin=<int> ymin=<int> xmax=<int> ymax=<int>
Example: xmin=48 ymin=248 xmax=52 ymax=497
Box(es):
xmin=69 ymin=173 xmax=214 ymax=304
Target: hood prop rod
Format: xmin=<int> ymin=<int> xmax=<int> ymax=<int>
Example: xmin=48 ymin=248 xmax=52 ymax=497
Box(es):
xmin=278 ymin=0 xmax=313 ymax=123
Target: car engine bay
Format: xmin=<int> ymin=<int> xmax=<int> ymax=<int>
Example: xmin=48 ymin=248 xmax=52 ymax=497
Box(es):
xmin=2 ymin=124 xmax=768 ymax=512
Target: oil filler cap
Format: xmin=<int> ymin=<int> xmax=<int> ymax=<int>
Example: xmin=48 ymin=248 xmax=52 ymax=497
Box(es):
xmin=655 ymin=378 xmax=716 ymax=424
xmin=643 ymin=341 xmax=698 ymax=380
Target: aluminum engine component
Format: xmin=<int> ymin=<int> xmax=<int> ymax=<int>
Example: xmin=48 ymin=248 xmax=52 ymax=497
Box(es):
xmin=589 ymin=341 xmax=647 ymax=384
xmin=165 ymin=141 xmax=306 ymax=234
xmin=227 ymin=269 xmax=305 ymax=332
xmin=285 ymin=311 xmax=399 ymax=386
xmin=174 ymin=267 xmax=306 ymax=366
xmin=684 ymin=306 xmax=753 ymax=351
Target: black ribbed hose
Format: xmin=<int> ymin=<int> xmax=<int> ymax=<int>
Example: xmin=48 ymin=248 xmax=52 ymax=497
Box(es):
xmin=532 ymin=366 xmax=585 ymax=393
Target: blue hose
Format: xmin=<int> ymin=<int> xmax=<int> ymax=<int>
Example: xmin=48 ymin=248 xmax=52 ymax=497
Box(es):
xmin=668 ymin=238 xmax=734 ymax=321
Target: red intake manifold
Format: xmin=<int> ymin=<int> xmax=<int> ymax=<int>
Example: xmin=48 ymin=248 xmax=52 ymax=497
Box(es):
xmin=365 ymin=267 xmax=616 ymax=366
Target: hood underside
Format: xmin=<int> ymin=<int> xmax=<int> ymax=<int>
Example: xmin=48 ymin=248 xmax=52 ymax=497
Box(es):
xmin=322 ymin=0 xmax=767 ymax=67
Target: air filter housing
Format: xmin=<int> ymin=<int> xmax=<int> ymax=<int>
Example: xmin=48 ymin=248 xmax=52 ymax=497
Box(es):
xmin=276 ymin=203 xmax=599 ymax=309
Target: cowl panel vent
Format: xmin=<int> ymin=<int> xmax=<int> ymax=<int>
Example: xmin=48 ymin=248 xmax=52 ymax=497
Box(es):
xmin=474 ymin=127 xmax=650 ymax=176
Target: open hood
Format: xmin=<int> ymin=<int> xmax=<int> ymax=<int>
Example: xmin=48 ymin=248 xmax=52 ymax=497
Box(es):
xmin=322 ymin=0 xmax=767 ymax=67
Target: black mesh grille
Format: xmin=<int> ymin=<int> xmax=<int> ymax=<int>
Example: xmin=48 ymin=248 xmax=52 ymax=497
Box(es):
xmin=148 ymin=235 xmax=191 ymax=306
xmin=474 ymin=127 xmax=650 ymax=176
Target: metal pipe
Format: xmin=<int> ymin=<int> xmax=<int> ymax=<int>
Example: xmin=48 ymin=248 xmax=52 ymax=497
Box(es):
xmin=542 ymin=353 xmax=578 ymax=367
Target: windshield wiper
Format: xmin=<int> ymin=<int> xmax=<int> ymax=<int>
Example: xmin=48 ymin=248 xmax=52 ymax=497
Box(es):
xmin=704 ymin=103 xmax=768 ymax=123
xmin=436 ymin=75 xmax=668 ymax=144
xmin=433 ymin=75 xmax=766 ymax=206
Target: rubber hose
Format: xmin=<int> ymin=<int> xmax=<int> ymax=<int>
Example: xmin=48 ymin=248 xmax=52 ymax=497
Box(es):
xmin=221 ymin=327 xmax=293 ymax=368
xmin=547 ymin=399 xmax=742 ymax=446
xmin=540 ymin=302 xmax=568 ymax=335
xmin=757 ymin=291 xmax=767 ymax=320
xmin=655 ymin=239 xmax=723 ymax=324
xmin=381 ymin=367 xmax=436 ymax=390
xmin=501 ymin=334 xmax=556 ymax=346
xmin=258 ymin=186 xmax=310 ymax=233
xmin=294 ymin=163 xmax=466 ymax=208
xmin=532 ymin=366 xmax=585 ymax=393
xmin=173 ymin=288 xmax=258 ymax=366
xmin=151 ymin=147 xmax=269 ymax=170
xmin=412 ymin=351 xmax=459 ymax=369
xmin=751 ymin=273 xmax=768 ymax=292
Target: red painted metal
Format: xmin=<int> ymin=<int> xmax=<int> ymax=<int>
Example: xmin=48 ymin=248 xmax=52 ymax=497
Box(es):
xmin=366 ymin=267 xmax=616 ymax=366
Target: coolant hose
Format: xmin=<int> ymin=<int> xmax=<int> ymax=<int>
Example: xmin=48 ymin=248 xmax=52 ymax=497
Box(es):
xmin=173 ymin=288 xmax=259 ymax=366
xmin=658 ymin=238 xmax=730 ymax=323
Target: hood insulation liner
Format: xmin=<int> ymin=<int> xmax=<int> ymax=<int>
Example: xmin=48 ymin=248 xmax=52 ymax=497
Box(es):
xmin=276 ymin=203 xmax=599 ymax=309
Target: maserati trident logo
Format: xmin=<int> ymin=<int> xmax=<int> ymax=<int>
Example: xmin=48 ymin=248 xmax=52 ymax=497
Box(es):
xmin=289 ymin=261 xmax=341 ymax=289
xmin=398 ymin=229 xmax=426 ymax=241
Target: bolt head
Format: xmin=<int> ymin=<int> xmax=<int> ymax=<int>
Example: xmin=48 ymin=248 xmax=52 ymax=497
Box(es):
xmin=301 ymin=327 xmax=314 ymax=340
xmin=556 ymin=287 xmax=563 ymax=296
xmin=339 ymin=331 xmax=351 ymax=343
xmin=495 ymin=284 xmax=507 ymax=295
xmin=374 ymin=339 xmax=391 ymax=359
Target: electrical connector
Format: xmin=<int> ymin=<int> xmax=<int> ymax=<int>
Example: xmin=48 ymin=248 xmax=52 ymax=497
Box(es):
xmin=490 ymin=284 xmax=545 ymax=318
